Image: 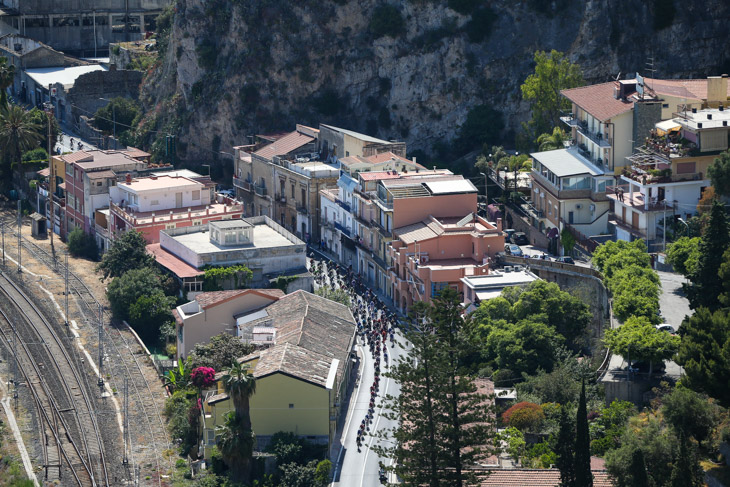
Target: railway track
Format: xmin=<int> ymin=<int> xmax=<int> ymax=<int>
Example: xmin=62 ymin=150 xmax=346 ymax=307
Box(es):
xmin=1 ymin=220 xmax=171 ymax=485
xmin=0 ymin=271 xmax=109 ymax=486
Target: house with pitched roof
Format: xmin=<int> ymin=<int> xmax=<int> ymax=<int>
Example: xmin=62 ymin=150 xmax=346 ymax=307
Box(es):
xmin=199 ymin=290 xmax=356 ymax=457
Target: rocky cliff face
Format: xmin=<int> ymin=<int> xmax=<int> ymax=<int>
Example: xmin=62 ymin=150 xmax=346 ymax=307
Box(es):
xmin=139 ymin=0 xmax=730 ymax=164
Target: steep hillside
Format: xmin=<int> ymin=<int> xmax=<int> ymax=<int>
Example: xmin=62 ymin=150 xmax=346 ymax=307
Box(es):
xmin=136 ymin=0 xmax=730 ymax=164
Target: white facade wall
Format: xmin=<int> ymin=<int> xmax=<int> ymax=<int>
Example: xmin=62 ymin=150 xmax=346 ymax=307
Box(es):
xmin=110 ymin=179 xmax=209 ymax=212
xmin=611 ymin=111 xmax=634 ymax=172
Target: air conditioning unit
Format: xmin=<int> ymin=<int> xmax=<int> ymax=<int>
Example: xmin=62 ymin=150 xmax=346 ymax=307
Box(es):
xmin=576 ymin=204 xmax=583 ymax=209
xmin=504 ymin=266 xmax=513 ymax=272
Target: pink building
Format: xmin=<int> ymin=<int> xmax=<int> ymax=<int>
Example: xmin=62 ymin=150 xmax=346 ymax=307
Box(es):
xmin=109 ymin=174 xmax=243 ymax=244
xmin=385 ymin=178 xmax=505 ymax=311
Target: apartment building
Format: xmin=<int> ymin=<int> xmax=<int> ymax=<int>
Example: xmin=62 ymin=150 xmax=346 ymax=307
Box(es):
xmin=528 ymin=148 xmax=612 ymax=240
xmin=108 ymin=174 xmax=242 ymax=244
xmin=59 ymin=148 xmax=158 ymax=241
xmin=608 ymin=107 xmax=719 ymax=244
xmin=385 ymin=178 xmax=504 ymax=312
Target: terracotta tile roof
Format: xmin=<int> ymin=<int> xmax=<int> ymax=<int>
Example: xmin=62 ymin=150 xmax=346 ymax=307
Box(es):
xmin=561 ymin=82 xmax=634 ymax=121
xmin=61 ymin=150 xmax=95 ymax=163
xmin=146 ymin=243 xmax=203 ymax=279
xmin=364 ymin=151 xmax=417 ymax=165
xmin=194 ymin=289 xmax=283 ymax=310
xmin=37 ymin=167 xmax=50 ymax=177
xmin=254 ymin=130 xmax=315 ymax=160
xmin=242 ymin=342 xmax=336 ymax=387
xmin=122 ymin=147 xmax=151 ymax=159
xmin=644 ymin=77 xmax=730 ymax=101
xmin=478 ymin=469 xmax=612 ymax=486
xmin=359 ymin=171 xmax=402 ymax=182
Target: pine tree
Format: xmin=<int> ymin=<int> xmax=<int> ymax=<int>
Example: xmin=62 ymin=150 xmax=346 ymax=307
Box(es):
xmin=556 ymin=405 xmax=576 ymax=487
xmin=685 ymin=200 xmax=730 ymax=310
xmin=628 ymin=448 xmax=649 ymax=486
xmin=574 ymin=380 xmax=593 ymax=486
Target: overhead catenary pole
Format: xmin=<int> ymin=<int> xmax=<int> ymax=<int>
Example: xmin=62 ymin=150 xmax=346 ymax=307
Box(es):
xmin=44 ymin=101 xmax=54 ymax=250
xmin=123 ymin=377 xmax=129 ymax=465
xmin=1 ymin=221 xmax=4 ymax=267
xmin=65 ymin=252 xmax=69 ymax=326
xmin=17 ymin=200 xmax=21 ymax=273
xmin=97 ymin=304 xmax=104 ymax=388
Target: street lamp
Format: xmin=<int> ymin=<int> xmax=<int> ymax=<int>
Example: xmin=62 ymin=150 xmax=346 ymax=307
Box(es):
xmin=677 ymin=218 xmax=690 ymax=237
xmin=479 ymin=172 xmax=488 ymax=210
xmin=99 ymin=97 xmax=115 ymax=150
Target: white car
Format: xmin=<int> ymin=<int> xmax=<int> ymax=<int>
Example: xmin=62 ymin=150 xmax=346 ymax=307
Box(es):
xmin=656 ymin=323 xmax=675 ymax=334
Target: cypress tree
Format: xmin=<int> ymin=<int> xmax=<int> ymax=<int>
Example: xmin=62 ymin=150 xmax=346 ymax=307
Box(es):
xmin=628 ymin=448 xmax=649 ymax=486
xmin=574 ymin=380 xmax=593 ymax=486
xmin=670 ymin=432 xmax=703 ymax=487
xmin=556 ymin=405 xmax=576 ymax=487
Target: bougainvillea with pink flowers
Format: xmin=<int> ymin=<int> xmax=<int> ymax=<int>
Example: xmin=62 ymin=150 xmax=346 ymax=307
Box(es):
xmin=190 ymin=366 xmax=216 ymax=389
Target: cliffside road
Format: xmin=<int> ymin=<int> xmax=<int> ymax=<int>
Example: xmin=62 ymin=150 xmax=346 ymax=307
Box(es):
xmin=657 ymin=270 xmax=692 ymax=330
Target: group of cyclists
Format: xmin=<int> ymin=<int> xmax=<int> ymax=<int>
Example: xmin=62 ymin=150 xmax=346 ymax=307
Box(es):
xmin=308 ymin=254 xmax=399 ymax=457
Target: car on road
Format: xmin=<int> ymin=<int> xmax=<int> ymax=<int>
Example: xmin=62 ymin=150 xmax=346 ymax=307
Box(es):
xmin=656 ymin=323 xmax=676 ymax=334
xmin=504 ymin=244 xmax=523 ymax=257
xmin=503 ymin=228 xmax=516 ymax=243
xmin=629 ymin=360 xmax=667 ymax=374
xmin=555 ymin=256 xmax=575 ymax=264
xmin=512 ymin=232 xmax=529 ymax=245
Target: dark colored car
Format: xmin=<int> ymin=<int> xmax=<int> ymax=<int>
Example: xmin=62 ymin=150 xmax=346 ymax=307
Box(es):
xmin=512 ymin=232 xmax=529 ymax=245
xmin=503 ymin=229 xmax=516 ymax=243
xmin=629 ymin=361 xmax=666 ymax=374
xmin=556 ymin=256 xmax=575 ymax=264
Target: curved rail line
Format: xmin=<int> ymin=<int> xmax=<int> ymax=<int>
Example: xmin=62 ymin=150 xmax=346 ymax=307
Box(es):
xmin=0 ymin=271 xmax=109 ymax=486
xmin=1 ymin=221 xmax=171 ymax=484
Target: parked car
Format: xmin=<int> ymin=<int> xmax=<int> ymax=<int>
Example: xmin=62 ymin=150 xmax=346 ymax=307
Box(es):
xmin=219 ymin=189 xmax=235 ymax=198
xmin=556 ymin=256 xmax=575 ymax=264
xmin=629 ymin=360 xmax=666 ymax=374
xmin=656 ymin=323 xmax=676 ymax=334
xmin=512 ymin=232 xmax=529 ymax=245
xmin=504 ymin=244 xmax=523 ymax=257
xmin=503 ymin=228 xmax=516 ymax=243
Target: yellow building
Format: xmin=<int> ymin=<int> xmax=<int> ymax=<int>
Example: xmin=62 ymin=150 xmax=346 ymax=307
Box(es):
xmin=201 ymin=290 xmax=356 ymax=458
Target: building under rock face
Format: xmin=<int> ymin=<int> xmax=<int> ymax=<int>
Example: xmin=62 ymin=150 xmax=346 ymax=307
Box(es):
xmin=0 ymin=0 xmax=170 ymax=56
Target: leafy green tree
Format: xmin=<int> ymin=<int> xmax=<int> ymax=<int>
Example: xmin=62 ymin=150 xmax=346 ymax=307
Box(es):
xmin=666 ymin=236 xmax=701 ymax=276
xmin=265 ymin=431 xmax=306 ymax=465
xmin=521 ymin=50 xmax=584 ymax=138
xmin=590 ymin=400 xmax=636 ymax=456
xmin=677 ymin=307 xmax=730 ymax=407
xmin=609 ymin=267 xmax=661 ymax=323
xmin=93 ymin=97 xmax=140 ymax=136
xmin=129 ymin=290 xmax=176 ymax=344
xmin=218 ymin=360 xmax=256 ymax=484
xmin=106 ymin=267 xmax=166 ymax=320
xmin=537 ymin=127 xmax=570 ymax=151
xmin=661 ymin=387 xmax=717 ymax=447
xmin=314 ymin=459 xmax=332 ymax=486
xmin=279 ymin=460 xmax=324 ymax=487
xmin=0 ymin=57 xmax=15 ymax=107
xmin=164 ymin=389 xmax=197 ymax=454
xmin=27 ymin=107 xmax=60 ymax=153
xmin=189 ymin=333 xmax=253 ymax=371
xmin=574 ymin=380 xmax=593 ymax=487
xmin=708 ymin=149 xmax=730 ymax=196
xmin=604 ymin=316 xmax=679 ymax=375
xmin=605 ymin=414 xmax=677 ymax=487
xmin=592 ymin=239 xmax=650 ymax=279
xmin=314 ymin=285 xmax=351 ymax=307
xmin=515 ymin=353 xmax=593 ymax=405
xmin=669 ymin=433 xmax=703 ymax=487
xmin=457 ymin=104 xmax=505 ymax=153
xmin=484 ymin=320 xmax=563 ymax=377
xmin=0 ymin=104 xmax=43 ymax=180
xmin=684 ymin=200 xmax=730 ymax=310
xmin=97 ymin=230 xmax=155 ymax=279
xmin=499 ymin=427 xmax=526 ymax=465
xmin=502 ymin=402 xmax=544 ymax=432
xmin=560 ymin=228 xmax=576 ymax=255
xmin=555 ymin=405 xmax=576 ymax=487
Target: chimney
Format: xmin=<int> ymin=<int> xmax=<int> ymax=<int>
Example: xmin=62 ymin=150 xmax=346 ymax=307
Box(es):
xmin=707 ymin=75 xmax=728 ymax=107
xmin=708 ymin=114 xmax=713 ymax=120
xmin=125 ymin=173 xmax=132 ymax=184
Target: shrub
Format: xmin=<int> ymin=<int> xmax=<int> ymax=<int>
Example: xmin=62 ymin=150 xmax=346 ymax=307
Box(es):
xmin=502 ymin=402 xmax=545 ymax=431
xmin=369 ymin=4 xmax=405 ymax=39
xmin=190 ymin=367 xmax=216 ymax=389
xmin=22 ymin=147 xmax=48 ymax=163
xmin=66 ymin=227 xmax=99 ymax=260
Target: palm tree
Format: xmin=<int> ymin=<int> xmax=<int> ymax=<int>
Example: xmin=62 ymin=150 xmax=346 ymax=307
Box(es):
xmin=0 ymin=58 xmax=15 ymax=107
xmin=0 ymin=104 xmax=43 ymax=182
xmin=218 ymin=360 xmax=256 ymax=483
xmin=537 ymin=127 xmax=570 ymax=151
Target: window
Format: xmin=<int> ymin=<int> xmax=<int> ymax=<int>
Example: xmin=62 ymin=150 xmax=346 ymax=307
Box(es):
xmin=53 ymin=17 xmax=80 ymax=27
xmin=662 ymin=103 xmax=669 ymax=108
xmin=289 ymin=404 xmax=294 ymax=409
xmin=225 ymin=232 xmax=236 ymax=244
xmin=151 ymin=200 xmax=159 ymax=206
xmin=192 ymin=219 xmax=202 ymax=226
xmin=431 ymin=282 xmax=449 ymax=297
xmin=26 ymin=17 xmax=50 ymax=28
xmin=96 ymin=181 xmax=102 ymax=186
xmin=192 ymin=190 xmax=200 ymax=200
xmin=291 ymin=184 xmax=295 ymax=198
xmin=676 ymin=162 xmax=696 ymax=174
xmin=301 ymin=188 xmax=306 ymax=205
xmin=166 ymin=223 xmax=176 ymax=229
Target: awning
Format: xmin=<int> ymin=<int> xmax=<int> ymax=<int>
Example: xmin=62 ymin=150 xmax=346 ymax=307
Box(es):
xmin=547 ymin=227 xmax=559 ymax=239
xmin=337 ymin=176 xmax=357 ymax=193
xmin=58 ymin=182 xmax=67 ymax=190
xmin=655 ymin=119 xmax=681 ymax=135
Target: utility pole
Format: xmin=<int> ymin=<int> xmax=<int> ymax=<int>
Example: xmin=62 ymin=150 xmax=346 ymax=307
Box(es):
xmin=17 ymin=200 xmax=21 ymax=273
xmin=480 ymin=172 xmax=488 ymax=214
xmin=64 ymin=252 xmax=69 ymax=326
xmin=123 ymin=377 xmax=129 ymax=465
xmin=44 ymin=101 xmax=54 ymax=250
xmin=1 ymin=222 xmax=4 ymax=267
xmin=97 ymin=304 xmax=104 ymax=389
xmin=662 ymin=206 xmax=667 ymax=252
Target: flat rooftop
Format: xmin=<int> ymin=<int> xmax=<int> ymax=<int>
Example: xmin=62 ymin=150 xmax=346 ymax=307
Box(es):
xmin=462 ymin=269 xmax=538 ymax=289
xmin=118 ymin=175 xmax=203 ymax=193
xmin=170 ymin=223 xmax=297 ymax=254
xmin=531 ymin=148 xmax=605 ymax=178
xmin=25 ymin=64 xmax=106 ymax=89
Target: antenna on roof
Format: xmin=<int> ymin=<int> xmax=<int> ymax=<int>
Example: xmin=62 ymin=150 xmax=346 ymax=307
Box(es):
xmin=645 ymin=57 xmax=656 ymax=92
xmin=614 ymin=72 xmax=621 ymax=82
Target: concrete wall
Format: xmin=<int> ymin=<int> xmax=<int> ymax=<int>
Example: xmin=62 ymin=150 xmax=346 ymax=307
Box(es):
xmin=632 ymin=100 xmax=662 ymax=156
xmin=64 ymin=69 xmax=144 ymax=126
xmin=392 ymin=192 xmax=477 ymax=228
xmin=612 ymin=110 xmax=634 ymax=172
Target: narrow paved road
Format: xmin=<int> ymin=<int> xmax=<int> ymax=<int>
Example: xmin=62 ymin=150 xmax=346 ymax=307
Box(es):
xmin=656 ymin=270 xmax=692 ymax=330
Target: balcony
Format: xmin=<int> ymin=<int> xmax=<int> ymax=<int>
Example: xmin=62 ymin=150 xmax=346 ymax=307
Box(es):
xmin=371 ymin=219 xmax=392 ymax=238
xmin=624 ymin=148 xmax=707 ymax=185
xmin=254 ymin=183 xmax=267 ymax=197
xmin=562 ymin=115 xmax=611 ymax=147
xmin=607 ymin=185 xmax=675 ymax=212
xmin=233 ymin=178 xmax=252 ymax=192
xmin=296 ymin=204 xmax=308 ymax=215
xmin=110 ymin=201 xmax=243 ymax=226
xmin=560 ymin=114 xmax=579 ymax=128
xmin=277 ymin=194 xmax=287 ymax=204
xmin=95 ymin=223 xmax=109 ymax=239
xmin=531 ymin=170 xmax=591 ymax=200
xmin=334 ymin=221 xmax=350 ymax=237
xmin=335 ymin=198 xmax=351 ymax=212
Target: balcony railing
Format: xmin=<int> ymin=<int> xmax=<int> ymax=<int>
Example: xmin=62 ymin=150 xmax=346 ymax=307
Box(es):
xmin=371 ymin=219 xmax=392 ymax=238
xmin=233 ymin=178 xmax=252 ymax=192
xmin=334 ymin=221 xmax=350 ymax=237
xmin=560 ymin=114 xmax=579 ymax=127
xmin=607 ymin=185 xmax=675 ymax=212
xmin=254 ymin=183 xmax=267 ymax=197
xmin=335 ymin=198 xmax=351 ymax=212
xmin=277 ymin=194 xmax=287 ymax=204
xmin=577 ymin=124 xmax=611 ymax=148
xmin=296 ymin=204 xmax=308 ymax=215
